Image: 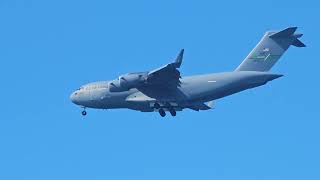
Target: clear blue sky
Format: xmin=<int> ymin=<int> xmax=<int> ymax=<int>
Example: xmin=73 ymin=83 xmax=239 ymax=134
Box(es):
xmin=0 ymin=0 xmax=319 ymax=179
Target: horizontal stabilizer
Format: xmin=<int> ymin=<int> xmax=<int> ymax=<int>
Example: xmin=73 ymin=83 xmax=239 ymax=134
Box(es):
xmin=292 ymin=39 xmax=306 ymax=47
xmin=269 ymin=27 xmax=297 ymax=38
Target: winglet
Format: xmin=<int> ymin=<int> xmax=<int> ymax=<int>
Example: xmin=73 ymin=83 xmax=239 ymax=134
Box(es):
xmin=174 ymin=49 xmax=184 ymax=68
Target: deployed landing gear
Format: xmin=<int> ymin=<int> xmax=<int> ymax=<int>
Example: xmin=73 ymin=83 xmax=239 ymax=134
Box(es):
xmin=154 ymin=102 xmax=161 ymax=109
xmin=155 ymin=102 xmax=177 ymax=117
xmin=81 ymin=108 xmax=87 ymax=116
xmin=159 ymin=109 xmax=166 ymax=117
xmin=169 ymin=109 xmax=176 ymax=117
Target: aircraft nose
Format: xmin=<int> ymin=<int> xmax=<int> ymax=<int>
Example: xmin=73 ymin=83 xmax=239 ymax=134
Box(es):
xmin=70 ymin=91 xmax=78 ymax=104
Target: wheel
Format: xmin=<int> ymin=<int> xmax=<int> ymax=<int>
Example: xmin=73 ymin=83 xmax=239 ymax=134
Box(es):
xmin=159 ymin=109 xmax=166 ymax=117
xmin=81 ymin=110 xmax=87 ymax=116
xmin=169 ymin=109 xmax=176 ymax=117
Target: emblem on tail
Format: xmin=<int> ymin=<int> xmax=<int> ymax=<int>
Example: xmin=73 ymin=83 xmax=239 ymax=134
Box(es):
xmin=236 ymin=27 xmax=305 ymax=72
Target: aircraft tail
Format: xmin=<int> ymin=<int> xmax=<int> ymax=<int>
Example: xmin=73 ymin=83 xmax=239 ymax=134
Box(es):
xmin=235 ymin=27 xmax=305 ymax=72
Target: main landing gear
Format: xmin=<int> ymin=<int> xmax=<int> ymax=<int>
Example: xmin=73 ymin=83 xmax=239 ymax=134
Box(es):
xmin=155 ymin=103 xmax=177 ymax=117
xmin=158 ymin=108 xmax=177 ymax=117
xmin=169 ymin=109 xmax=176 ymax=117
xmin=159 ymin=109 xmax=166 ymax=117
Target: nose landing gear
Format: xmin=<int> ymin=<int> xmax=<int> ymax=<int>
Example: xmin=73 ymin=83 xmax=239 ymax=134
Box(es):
xmin=81 ymin=108 xmax=87 ymax=116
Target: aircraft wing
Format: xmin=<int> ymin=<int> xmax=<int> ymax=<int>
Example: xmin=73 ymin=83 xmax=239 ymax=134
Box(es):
xmin=144 ymin=49 xmax=184 ymax=89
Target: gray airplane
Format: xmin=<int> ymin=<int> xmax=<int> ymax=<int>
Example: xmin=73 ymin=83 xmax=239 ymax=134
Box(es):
xmin=70 ymin=27 xmax=305 ymax=117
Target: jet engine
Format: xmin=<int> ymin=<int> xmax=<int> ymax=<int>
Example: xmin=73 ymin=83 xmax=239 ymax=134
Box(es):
xmin=109 ymin=72 xmax=147 ymax=92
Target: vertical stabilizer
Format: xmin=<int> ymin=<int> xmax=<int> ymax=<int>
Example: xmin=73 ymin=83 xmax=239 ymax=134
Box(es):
xmin=235 ymin=27 xmax=305 ymax=72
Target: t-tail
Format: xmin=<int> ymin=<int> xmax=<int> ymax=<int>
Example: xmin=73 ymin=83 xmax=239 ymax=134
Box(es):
xmin=235 ymin=27 xmax=305 ymax=72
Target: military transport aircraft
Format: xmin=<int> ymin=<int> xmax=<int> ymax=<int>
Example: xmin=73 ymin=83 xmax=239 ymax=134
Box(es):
xmin=70 ymin=27 xmax=305 ymax=117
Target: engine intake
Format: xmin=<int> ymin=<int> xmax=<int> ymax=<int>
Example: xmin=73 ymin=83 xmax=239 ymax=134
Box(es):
xmin=109 ymin=72 xmax=147 ymax=92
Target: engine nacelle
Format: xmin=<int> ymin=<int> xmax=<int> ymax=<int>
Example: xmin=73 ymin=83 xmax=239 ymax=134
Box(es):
xmin=109 ymin=72 xmax=147 ymax=92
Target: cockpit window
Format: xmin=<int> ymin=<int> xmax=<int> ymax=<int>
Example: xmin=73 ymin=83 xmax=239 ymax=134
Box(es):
xmin=76 ymin=87 xmax=84 ymax=91
xmin=79 ymin=83 xmax=108 ymax=91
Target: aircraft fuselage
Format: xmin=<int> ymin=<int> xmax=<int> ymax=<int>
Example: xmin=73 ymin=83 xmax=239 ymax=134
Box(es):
xmin=70 ymin=71 xmax=282 ymax=112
